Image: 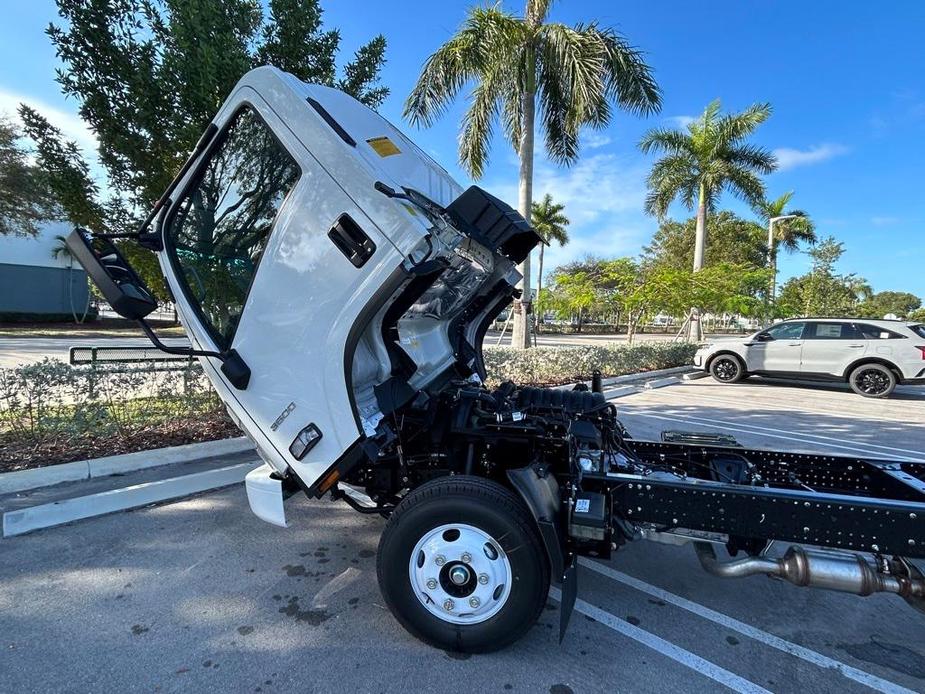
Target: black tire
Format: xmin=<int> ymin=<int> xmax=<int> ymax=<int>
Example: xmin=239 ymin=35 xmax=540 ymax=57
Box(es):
xmin=709 ymin=354 xmax=745 ymax=384
xmin=849 ymin=363 xmax=896 ymax=398
xmin=377 ymin=476 xmax=549 ymax=653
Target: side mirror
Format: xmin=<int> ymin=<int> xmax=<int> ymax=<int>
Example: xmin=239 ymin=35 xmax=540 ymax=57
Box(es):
xmin=65 ymin=228 xmax=158 ymax=320
xmin=754 ymin=332 xmax=773 ymax=342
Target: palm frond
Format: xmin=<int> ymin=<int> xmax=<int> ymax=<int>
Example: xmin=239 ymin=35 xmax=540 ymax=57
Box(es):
xmin=726 ymin=142 xmax=777 ymax=175
xmin=723 ymin=166 xmax=767 ymax=210
xmin=638 ymin=127 xmax=694 ymax=155
xmin=716 ymin=102 xmax=772 ymax=146
xmin=591 ymin=26 xmax=661 ymax=116
xmin=404 ymin=8 xmax=522 ymax=127
xmin=644 ymin=155 xmax=697 ymax=217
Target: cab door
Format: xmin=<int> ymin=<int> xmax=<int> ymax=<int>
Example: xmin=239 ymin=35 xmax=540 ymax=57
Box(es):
xmin=159 ymin=91 xmax=404 ymax=489
xmin=744 ymin=321 xmax=806 ymax=373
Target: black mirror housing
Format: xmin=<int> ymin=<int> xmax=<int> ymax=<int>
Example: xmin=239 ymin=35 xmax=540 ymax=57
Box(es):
xmin=65 ymin=228 xmax=158 ymax=320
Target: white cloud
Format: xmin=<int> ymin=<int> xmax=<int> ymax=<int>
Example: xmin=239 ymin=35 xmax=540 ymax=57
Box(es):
xmin=772 ymin=143 xmax=849 ymax=171
xmin=581 ymin=131 xmax=612 ymax=149
xmin=665 ymin=115 xmax=695 ymax=128
xmin=0 ymin=87 xmax=99 ymax=157
xmin=871 ymin=216 xmax=900 ymax=226
xmin=485 ymin=153 xmax=652 ymax=270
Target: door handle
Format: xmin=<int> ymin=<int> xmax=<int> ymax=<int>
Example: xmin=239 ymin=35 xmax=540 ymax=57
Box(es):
xmin=328 ymin=214 xmax=376 ymax=268
xmin=847 ymin=344 xmax=865 ymax=348
xmin=788 ymin=342 xmax=802 ymax=346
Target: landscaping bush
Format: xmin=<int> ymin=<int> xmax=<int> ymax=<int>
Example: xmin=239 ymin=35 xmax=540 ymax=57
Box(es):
xmin=0 ymin=342 xmax=695 ymax=467
xmin=482 ymin=341 xmax=697 ymax=387
xmin=0 ymin=359 xmax=220 ymax=439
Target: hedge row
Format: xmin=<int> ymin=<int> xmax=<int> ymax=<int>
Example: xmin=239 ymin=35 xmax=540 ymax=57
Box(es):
xmin=482 ymin=341 xmax=697 ymax=387
xmin=0 ymin=342 xmax=696 ymax=443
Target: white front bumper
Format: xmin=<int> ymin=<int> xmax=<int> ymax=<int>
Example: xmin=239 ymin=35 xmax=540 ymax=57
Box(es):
xmin=245 ymin=463 xmax=289 ymax=528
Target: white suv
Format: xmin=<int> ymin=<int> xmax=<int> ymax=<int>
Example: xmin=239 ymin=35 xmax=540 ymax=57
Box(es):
xmin=694 ymin=318 xmax=925 ymax=397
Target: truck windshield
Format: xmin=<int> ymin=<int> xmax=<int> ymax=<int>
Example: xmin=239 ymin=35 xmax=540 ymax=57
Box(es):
xmin=166 ymin=107 xmax=300 ymax=349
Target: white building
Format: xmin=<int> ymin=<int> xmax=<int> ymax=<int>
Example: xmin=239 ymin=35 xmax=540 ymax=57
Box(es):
xmin=0 ymin=221 xmax=90 ymax=320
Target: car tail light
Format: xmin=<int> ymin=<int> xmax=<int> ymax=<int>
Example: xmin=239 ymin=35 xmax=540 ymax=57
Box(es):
xmin=917 ymin=346 xmax=925 ymax=360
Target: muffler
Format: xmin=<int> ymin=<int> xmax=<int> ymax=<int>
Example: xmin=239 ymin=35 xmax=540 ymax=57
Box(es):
xmin=694 ymin=542 xmax=925 ymax=613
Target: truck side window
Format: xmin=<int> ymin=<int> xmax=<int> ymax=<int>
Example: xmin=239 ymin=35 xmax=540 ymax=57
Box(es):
xmin=166 ymin=107 xmax=301 ymax=349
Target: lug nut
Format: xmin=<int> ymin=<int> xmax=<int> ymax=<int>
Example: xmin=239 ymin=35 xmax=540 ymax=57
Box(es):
xmin=461 ymin=552 xmax=472 ymax=563
xmin=426 ymin=578 xmax=437 ymax=590
xmin=435 ymin=555 xmax=446 ymax=566
xmin=478 ymin=573 xmax=489 ymax=585
xmin=443 ymin=599 xmax=455 ymax=611
xmin=469 ymin=597 xmax=480 ymax=608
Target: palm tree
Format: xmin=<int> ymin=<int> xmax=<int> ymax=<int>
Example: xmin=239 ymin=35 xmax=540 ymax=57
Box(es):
xmin=757 ymin=191 xmax=816 ymax=299
xmin=639 ymin=99 xmax=777 ymax=339
xmin=51 ymin=234 xmax=89 ymax=324
xmin=405 ymin=0 xmax=661 ymax=348
xmin=531 ymin=193 xmax=569 ymax=330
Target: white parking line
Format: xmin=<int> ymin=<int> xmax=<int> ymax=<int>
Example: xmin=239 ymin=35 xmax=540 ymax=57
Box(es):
xmin=579 ymin=559 xmax=914 ymax=694
xmin=625 ymin=410 xmax=925 ymax=463
xmin=549 ymin=586 xmax=771 ymax=694
xmin=627 ymin=401 xmax=925 ymax=458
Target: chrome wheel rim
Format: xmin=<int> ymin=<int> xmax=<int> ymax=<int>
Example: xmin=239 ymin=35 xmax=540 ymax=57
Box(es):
xmin=856 ymin=369 xmax=890 ymax=395
xmin=408 ymin=523 xmax=512 ymax=625
xmin=713 ymin=358 xmax=739 ymax=381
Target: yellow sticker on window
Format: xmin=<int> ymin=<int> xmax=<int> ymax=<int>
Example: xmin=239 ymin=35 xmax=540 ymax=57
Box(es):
xmin=366 ymin=136 xmax=401 ymax=157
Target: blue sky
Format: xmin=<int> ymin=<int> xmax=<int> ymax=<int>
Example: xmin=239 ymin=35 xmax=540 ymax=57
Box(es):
xmin=2 ymin=1 xmax=923 ymax=297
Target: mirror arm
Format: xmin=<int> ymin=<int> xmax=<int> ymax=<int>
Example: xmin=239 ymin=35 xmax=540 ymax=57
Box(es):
xmin=137 ymin=319 xmax=223 ymax=360
xmin=136 ymin=319 xmax=250 ymax=390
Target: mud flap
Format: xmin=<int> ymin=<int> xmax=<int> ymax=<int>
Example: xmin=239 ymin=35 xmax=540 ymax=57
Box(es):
xmin=558 ymin=555 xmax=578 ymax=643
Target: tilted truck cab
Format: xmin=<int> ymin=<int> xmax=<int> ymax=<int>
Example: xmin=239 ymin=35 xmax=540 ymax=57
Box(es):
xmin=68 ymin=67 xmax=925 ymax=653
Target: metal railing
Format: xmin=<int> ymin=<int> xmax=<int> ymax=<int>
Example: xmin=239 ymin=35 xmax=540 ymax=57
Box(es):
xmin=69 ymin=345 xmax=193 ymax=366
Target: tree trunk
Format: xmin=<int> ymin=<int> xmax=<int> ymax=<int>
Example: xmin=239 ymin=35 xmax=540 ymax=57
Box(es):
xmin=688 ymin=184 xmax=707 ymax=341
xmin=511 ymin=87 xmax=535 ymax=350
xmin=534 ymin=242 xmax=545 ymax=333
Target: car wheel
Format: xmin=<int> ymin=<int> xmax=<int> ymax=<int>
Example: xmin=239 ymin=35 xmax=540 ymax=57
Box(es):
xmin=849 ymin=363 xmax=896 ymax=398
xmin=377 ymin=476 xmax=549 ymax=653
xmin=709 ymin=355 xmax=745 ymax=384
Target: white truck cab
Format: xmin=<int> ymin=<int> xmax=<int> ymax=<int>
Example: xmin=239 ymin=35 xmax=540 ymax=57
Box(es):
xmin=150 ymin=67 xmax=534 ymax=510
xmin=66 ymin=68 xmax=925 ymax=653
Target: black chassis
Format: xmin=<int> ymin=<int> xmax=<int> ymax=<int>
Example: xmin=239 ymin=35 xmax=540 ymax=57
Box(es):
xmin=589 ymin=440 xmax=925 ymax=560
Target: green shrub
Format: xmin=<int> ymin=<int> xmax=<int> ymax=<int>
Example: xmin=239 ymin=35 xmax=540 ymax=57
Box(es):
xmin=0 ymin=343 xmax=695 ymax=444
xmin=482 ymin=341 xmax=697 ymax=387
xmin=0 ymin=359 xmax=220 ymax=442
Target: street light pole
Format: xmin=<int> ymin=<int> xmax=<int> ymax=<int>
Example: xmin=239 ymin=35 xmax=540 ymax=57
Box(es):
xmin=767 ymin=214 xmax=799 ymax=301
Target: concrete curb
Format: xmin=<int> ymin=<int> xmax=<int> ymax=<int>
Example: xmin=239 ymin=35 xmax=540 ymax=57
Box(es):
xmin=555 ymin=365 xmax=695 ymax=391
xmin=644 ymin=376 xmax=683 ymax=390
xmin=0 ymin=437 xmax=254 ymax=495
xmin=683 ymin=370 xmax=709 ymax=381
xmin=601 ymin=365 xmax=695 ymax=386
xmin=2 ymin=461 xmax=260 ymax=537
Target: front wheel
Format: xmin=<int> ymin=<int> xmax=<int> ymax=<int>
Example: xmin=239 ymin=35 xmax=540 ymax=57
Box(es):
xmin=709 ymin=354 xmax=746 ymax=384
xmin=377 ymin=476 xmax=549 ymax=653
xmin=849 ymin=363 xmax=896 ymax=398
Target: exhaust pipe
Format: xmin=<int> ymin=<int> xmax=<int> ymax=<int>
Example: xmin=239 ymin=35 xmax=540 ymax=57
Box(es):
xmin=694 ymin=542 xmax=925 ymax=612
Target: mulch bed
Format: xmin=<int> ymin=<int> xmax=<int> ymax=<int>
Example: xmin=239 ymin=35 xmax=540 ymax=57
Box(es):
xmin=0 ymin=411 xmax=242 ymax=474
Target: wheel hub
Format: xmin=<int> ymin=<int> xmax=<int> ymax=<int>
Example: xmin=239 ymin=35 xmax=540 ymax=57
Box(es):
xmin=714 ymin=358 xmax=738 ymax=381
xmin=858 ymin=369 xmax=889 ymax=394
xmin=449 ymin=565 xmax=471 ymax=586
xmin=409 ymin=523 xmax=512 ymax=625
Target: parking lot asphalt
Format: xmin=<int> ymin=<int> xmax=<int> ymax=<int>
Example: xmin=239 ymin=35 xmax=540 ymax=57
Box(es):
xmin=2 ymin=377 xmax=925 ymax=694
